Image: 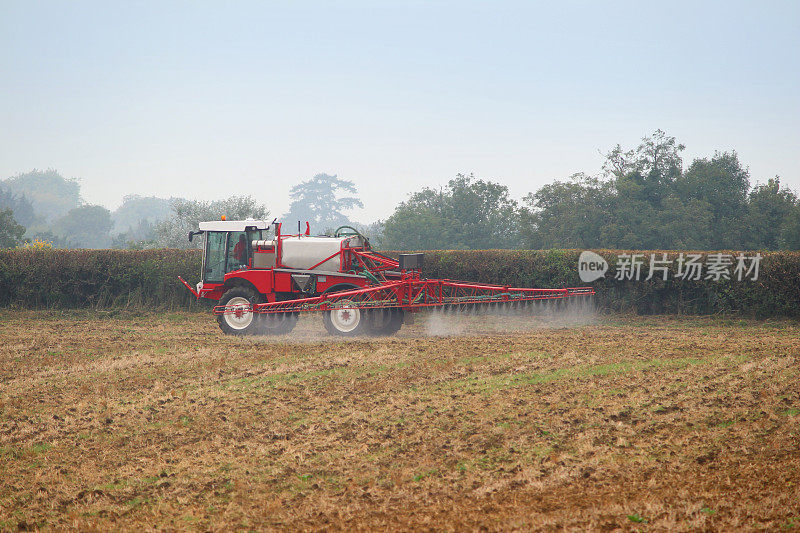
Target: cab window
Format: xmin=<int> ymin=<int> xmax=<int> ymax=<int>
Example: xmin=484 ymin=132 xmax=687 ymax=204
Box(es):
xmin=204 ymin=231 xmax=227 ymax=283
xmin=228 ymin=231 xmax=250 ymax=271
xmin=203 ymin=230 xmax=264 ymax=283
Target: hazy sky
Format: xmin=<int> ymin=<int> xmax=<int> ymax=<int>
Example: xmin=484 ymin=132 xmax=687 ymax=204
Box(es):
xmin=2 ymin=1 xmax=798 ymax=223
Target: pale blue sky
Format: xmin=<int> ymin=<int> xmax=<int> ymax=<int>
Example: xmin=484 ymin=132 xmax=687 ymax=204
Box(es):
xmin=1 ymin=1 xmax=798 ymax=222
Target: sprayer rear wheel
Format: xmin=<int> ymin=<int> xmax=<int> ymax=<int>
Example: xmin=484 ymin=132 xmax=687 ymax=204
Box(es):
xmin=323 ymin=300 xmax=368 ymax=336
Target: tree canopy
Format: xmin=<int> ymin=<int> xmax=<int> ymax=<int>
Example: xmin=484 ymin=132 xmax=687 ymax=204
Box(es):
xmin=381 ymin=173 xmax=520 ymax=250
xmin=112 ymin=195 xmax=174 ymax=235
xmin=55 ymin=205 xmax=114 ymax=248
xmin=0 ymin=209 xmax=26 ymax=248
xmin=282 ymin=173 xmax=363 ymax=233
xmin=2 ymin=131 xmax=797 ymax=251
xmin=0 ymin=184 xmax=37 ymax=228
xmin=519 ymin=131 xmax=800 ymax=250
xmin=154 ymin=196 xmax=270 ymax=248
xmin=744 ymin=178 xmax=800 ymax=250
xmin=3 ymin=169 xmax=81 ymax=221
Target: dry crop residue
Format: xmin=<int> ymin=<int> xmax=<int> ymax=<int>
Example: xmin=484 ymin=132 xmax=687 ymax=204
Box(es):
xmin=0 ymin=311 xmax=798 ymax=531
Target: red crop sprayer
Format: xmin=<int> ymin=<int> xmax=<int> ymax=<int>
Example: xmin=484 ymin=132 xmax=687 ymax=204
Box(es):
xmin=179 ymin=219 xmax=595 ymax=336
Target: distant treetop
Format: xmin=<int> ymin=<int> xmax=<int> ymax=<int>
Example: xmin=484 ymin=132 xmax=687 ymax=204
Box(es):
xmin=3 ymin=169 xmax=82 ymax=221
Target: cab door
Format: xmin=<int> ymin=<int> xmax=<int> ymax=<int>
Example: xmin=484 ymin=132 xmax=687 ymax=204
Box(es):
xmin=203 ymin=231 xmax=228 ymax=283
xmin=203 ymin=230 xmax=264 ymax=283
xmin=227 ymin=231 xmax=251 ymax=271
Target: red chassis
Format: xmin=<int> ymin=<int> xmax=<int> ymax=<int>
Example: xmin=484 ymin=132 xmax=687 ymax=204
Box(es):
xmin=180 ymin=224 xmax=398 ymax=303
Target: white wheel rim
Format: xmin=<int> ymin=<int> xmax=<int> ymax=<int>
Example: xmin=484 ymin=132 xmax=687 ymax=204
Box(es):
xmin=330 ymin=302 xmax=361 ymax=333
xmin=224 ymin=296 xmax=253 ymax=330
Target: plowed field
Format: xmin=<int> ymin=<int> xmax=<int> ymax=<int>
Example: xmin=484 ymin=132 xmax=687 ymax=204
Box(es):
xmin=1 ymin=311 xmax=798 ymax=531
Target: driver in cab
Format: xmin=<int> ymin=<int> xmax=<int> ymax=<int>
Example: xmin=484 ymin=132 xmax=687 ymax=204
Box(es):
xmin=233 ymin=235 xmax=248 ymax=267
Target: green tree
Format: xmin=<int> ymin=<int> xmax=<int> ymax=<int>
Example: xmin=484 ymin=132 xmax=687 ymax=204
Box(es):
xmin=112 ymin=195 xmax=174 ymax=235
xmin=382 ymin=173 xmax=520 ymax=250
xmin=379 ymin=189 xmax=459 ymax=250
xmin=112 ymin=219 xmax=158 ymax=249
xmin=779 ymin=205 xmax=800 ymax=250
xmin=154 ymin=196 xmax=269 ymax=248
xmin=351 ymin=220 xmax=385 ymax=248
xmin=599 ymin=197 xmax=663 ymax=249
xmin=0 ymin=209 xmax=26 ymax=248
xmin=602 ymin=130 xmax=687 ymax=248
xmin=282 ymin=173 xmax=363 ymax=232
xmin=55 ymin=205 xmax=114 ymax=248
xmin=520 ymin=174 xmax=612 ymax=249
xmin=604 ymin=129 xmax=685 ymax=206
xmin=519 ymin=132 xmax=800 ymax=250
xmin=654 ymin=196 xmax=714 ymax=249
xmin=522 ymin=132 xmax=687 ymax=250
xmin=0 ymin=184 xmax=38 ymax=228
xmin=744 ymin=178 xmax=798 ymax=250
xmin=3 ymin=169 xmax=82 ymax=221
xmin=520 ymin=132 xmax=758 ymax=250
xmin=676 ymin=152 xmax=750 ymax=248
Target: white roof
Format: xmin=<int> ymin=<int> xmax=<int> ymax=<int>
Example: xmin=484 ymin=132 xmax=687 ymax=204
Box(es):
xmin=198 ymin=219 xmax=271 ymax=231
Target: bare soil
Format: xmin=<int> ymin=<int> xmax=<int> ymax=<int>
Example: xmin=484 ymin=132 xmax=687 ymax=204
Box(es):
xmin=0 ymin=310 xmax=798 ymax=531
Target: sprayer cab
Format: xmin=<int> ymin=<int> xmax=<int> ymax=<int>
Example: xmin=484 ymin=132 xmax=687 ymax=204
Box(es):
xmin=190 ymin=219 xmax=271 ymax=284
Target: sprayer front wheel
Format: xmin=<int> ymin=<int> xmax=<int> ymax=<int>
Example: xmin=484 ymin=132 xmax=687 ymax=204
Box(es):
xmin=323 ymin=301 xmax=368 ymax=336
xmin=367 ymin=308 xmax=404 ymax=336
xmin=217 ymin=287 xmax=262 ymax=336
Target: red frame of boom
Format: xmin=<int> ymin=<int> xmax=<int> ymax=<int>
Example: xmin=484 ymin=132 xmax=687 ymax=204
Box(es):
xmin=213 ymin=271 xmax=594 ymax=316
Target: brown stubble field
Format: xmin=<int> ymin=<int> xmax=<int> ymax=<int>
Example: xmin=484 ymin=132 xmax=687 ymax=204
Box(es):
xmin=0 ymin=309 xmax=798 ymax=531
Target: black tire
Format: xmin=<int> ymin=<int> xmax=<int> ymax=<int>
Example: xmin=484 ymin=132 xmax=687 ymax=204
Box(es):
xmin=258 ymin=312 xmax=299 ymax=336
xmin=367 ymin=308 xmax=404 ymax=336
xmin=322 ymin=301 xmax=369 ymax=336
xmin=216 ymin=286 xmax=262 ymax=336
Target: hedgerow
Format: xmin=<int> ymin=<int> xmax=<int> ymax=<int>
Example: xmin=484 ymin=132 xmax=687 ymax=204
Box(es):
xmin=0 ymin=249 xmax=797 ymax=316
xmin=0 ymin=249 xmax=204 ymax=309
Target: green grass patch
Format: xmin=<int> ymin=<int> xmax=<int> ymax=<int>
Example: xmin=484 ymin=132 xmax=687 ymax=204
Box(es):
xmin=430 ymin=355 xmax=710 ymax=395
xmin=628 ymin=513 xmax=647 ymax=523
xmin=125 ymin=496 xmax=150 ymax=509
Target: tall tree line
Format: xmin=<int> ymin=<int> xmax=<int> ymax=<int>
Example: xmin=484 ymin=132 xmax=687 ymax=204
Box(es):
xmin=381 ymin=131 xmax=799 ymax=250
xmin=1 ymin=132 xmax=798 ymax=250
xmin=516 ymin=131 xmax=799 ymax=250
